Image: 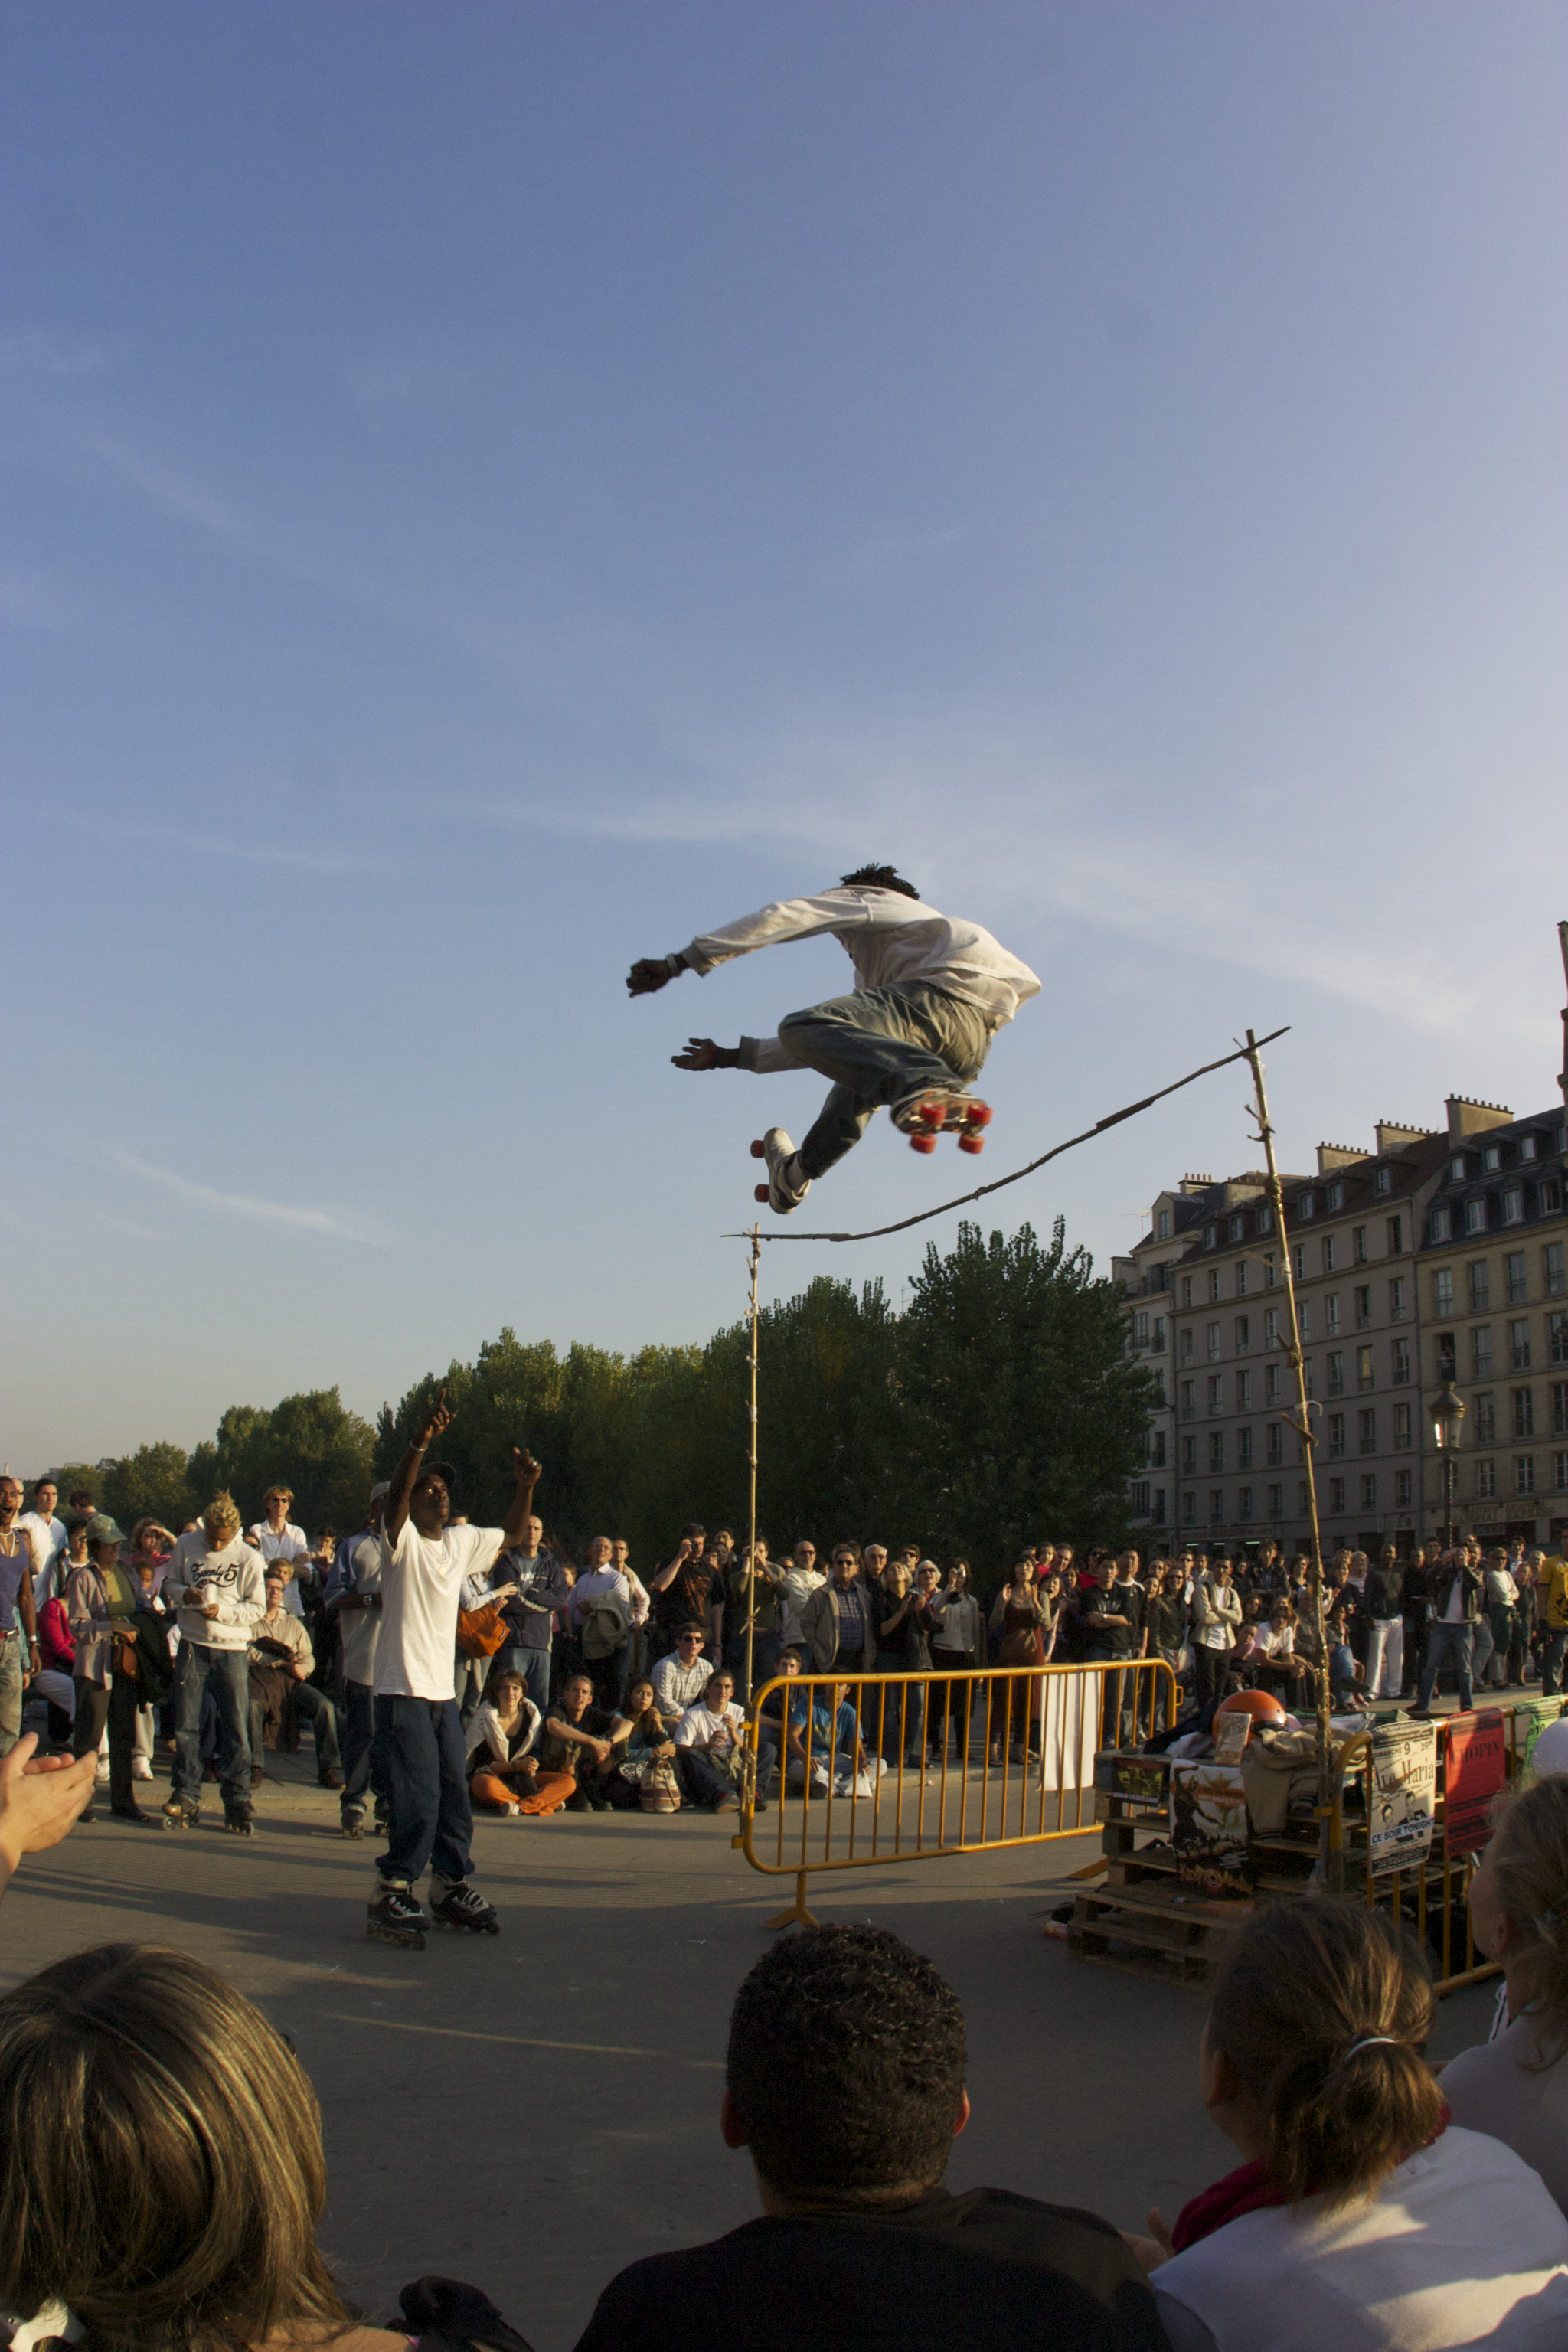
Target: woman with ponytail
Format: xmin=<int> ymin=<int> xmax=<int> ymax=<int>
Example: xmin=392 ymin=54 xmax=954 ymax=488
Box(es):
xmin=1127 ymin=1899 xmax=1568 ymax=2350
xmin=1442 ymin=1773 xmax=1568 ymax=2215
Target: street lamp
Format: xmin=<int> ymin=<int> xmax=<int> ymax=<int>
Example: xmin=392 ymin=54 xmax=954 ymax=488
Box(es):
xmin=1431 ymin=1383 xmax=1466 ymax=1550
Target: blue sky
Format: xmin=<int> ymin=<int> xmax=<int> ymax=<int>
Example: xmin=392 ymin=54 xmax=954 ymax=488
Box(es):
xmin=4 ymin=1 xmax=1565 ymax=1474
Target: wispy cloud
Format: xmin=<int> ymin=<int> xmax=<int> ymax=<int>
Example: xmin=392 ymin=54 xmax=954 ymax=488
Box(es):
xmin=55 ymin=811 xmax=374 ymax=875
xmin=106 ymin=1151 xmax=394 ymax=1246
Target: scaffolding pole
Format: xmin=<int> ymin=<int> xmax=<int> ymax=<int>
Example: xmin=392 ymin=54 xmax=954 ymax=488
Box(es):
xmin=743 ymin=1225 xmax=761 ymax=1707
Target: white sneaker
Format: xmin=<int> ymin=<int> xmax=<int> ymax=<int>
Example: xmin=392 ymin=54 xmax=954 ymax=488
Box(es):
xmin=95 ymin=1761 xmax=110 ymax=1783
xmin=132 ymin=1757 xmax=154 ymax=1780
xmin=753 ymin=1127 xmax=811 ymax=1216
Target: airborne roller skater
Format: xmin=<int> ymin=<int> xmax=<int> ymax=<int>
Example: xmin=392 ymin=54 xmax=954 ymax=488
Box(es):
xmin=626 ymin=865 xmax=1040 ymax=1214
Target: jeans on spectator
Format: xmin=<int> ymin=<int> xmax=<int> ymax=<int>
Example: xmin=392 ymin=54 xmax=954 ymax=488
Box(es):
xmin=725 ymin=1632 xmax=780 ymax=1704
xmin=873 ymin=1653 xmax=927 ymax=1762
xmin=453 ymin=1652 xmax=490 ymax=1724
xmin=1417 ymin=1622 xmax=1475 ymax=1713
xmin=1469 ymin=1616 xmax=1495 ymax=1688
xmin=495 ymin=1644 xmax=552 ymax=1716
xmin=1365 ymin=1617 xmax=1404 ymax=1700
xmin=681 ymin=1748 xmax=742 ymax=1807
xmin=779 ymin=983 xmax=991 ymax=1180
xmin=0 ymin=1635 xmax=25 ymax=1757
xmin=585 ymin=1639 xmax=632 ymax=1713
xmin=1193 ymin=1642 xmax=1230 ymax=1707
xmin=1541 ymin=1630 xmax=1568 ymax=1697
xmin=30 ymin=1665 xmax=74 ymax=1743
xmin=374 ymin=1694 xmax=473 ymax=1889
xmin=341 ymin=1679 xmax=385 ymax=1816
xmin=250 ymin=1681 xmax=341 ymax=1779
xmin=73 ymin=1672 xmax=139 ymax=1808
xmin=173 ymin=1645 xmax=251 ymax=1810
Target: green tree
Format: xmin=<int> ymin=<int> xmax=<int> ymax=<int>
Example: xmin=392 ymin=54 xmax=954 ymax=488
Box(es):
xmin=47 ymin=1463 xmax=107 ymax=1512
xmin=103 ymin=1442 xmax=195 ymax=1531
xmin=892 ymin=1219 xmax=1155 ymax=1571
xmin=193 ymin=1390 xmax=377 ymax=1536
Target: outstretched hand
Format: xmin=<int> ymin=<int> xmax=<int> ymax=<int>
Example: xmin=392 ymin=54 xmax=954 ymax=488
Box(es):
xmin=416 ymin=1386 xmax=453 ymax=1450
xmin=512 ymin=1447 xmax=542 ymax=1485
xmin=627 ymin=958 xmax=677 ymax=997
xmin=0 ymin=1736 xmax=97 ymax=1874
xmin=671 ymin=1037 xmax=740 ymax=1071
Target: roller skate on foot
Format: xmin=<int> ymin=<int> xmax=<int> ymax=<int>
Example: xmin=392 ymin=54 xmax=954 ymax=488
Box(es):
xmin=890 ymin=1087 xmax=991 ymax=1156
xmin=161 ymin=1794 xmax=199 ymax=1831
xmin=750 ymin=1126 xmax=811 ymax=1214
xmin=340 ymin=1807 xmax=366 ymax=1838
xmin=430 ymin=1880 xmax=500 ymax=1936
xmin=368 ymin=1883 xmax=429 ymax=1949
xmin=222 ymin=1799 xmax=255 ymax=1836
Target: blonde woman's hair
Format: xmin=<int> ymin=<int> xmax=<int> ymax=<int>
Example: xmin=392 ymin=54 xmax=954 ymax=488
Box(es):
xmin=201 ymin=1491 xmax=241 ymax=1540
xmin=1485 ymin=1776 xmax=1568 ymax=2066
xmin=1207 ymin=1899 xmax=1442 ymax=2208
xmin=0 ymin=1945 xmax=356 ymax=2351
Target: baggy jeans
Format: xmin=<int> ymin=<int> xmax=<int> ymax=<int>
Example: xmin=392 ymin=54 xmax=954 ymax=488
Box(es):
xmin=776 ymin=984 xmax=992 ymax=1180
xmin=374 ymin=1694 xmax=473 ymax=1890
xmin=1416 ymin=1622 xmax=1475 ymax=1714
xmin=173 ymin=1644 xmax=252 ymax=1810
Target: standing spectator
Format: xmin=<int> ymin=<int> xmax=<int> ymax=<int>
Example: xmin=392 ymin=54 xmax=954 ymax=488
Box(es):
xmin=1191 ymin=1557 xmax=1241 ymax=1707
xmin=778 ymin=1539 xmax=827 ymax=1655
xmin=1412 ymin=1547 xmax=1485 ymax=1717
xmin=861 ymin=1542 xmax=890 ymax=1599
xmin=1540 ymin=1550 xmax=1568 ymax=1697
xmin=1362 ymin=1544 xmax=1406 ymax=1702
xmin=650 ymin=1523 xmax=722 ymax=1652
xmin=1081 ymin=1552 xmax=1143 ymax=1747
xmin=369 ymin=1393 xmax=540 ymax=1940
xmin=247 ymin=1565 xmax=344 ymax=1788
xmin=873 ymin=1559 xmax=935 ymax=1768
xmin=248 ymin=1486 xmax=311 ymax=1616
xmin=162 ymin=1494 xmax=266 ymax=1833
xmin=1485 ymin=1549 xmax=1523 ymax=1690
xmin=1402 ymin=1541 xmax=1436 ymax=1701
xmin=488 ymin=1513 xmax=572 ymax=1716
xmin=0 ymin=1476 xmax=43 ymax=1758
xmin=571 ymin=1536 xmax=636 ymax=1711
xmin=67 ymin=1514 xmax=156 ymax=1824
xmin=653 ymin=1623 xmax=716 ymax=1730
xmin=18 ymin=1478 xmax=65 ymax=1607
xmin=612 ymin=1537 xmax=654 ymax=1677
xmin=1514 ymin=1551 xmax=1542 ymax=1687
xmin=724 ymin=1540 xmax=785 ymax=1698
xmin=801 ymin=1544 xmax=877 ymax=1679
xmin=326 ymin=1482 xmax=388 ymax=1838
xmin=927 ymin=1560 xmax=981 ymax=1762
xmin=988 ymin=1560 xmax=1047 ymax=1766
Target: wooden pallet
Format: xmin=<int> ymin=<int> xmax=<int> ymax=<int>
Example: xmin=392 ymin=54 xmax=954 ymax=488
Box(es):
xmin=1067 ymin=1877 xmax=1256 ymax=1986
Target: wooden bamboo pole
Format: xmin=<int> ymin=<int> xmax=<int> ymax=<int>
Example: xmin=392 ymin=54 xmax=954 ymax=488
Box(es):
xmin=744 ymin=1224 xmax=761 ymax=1707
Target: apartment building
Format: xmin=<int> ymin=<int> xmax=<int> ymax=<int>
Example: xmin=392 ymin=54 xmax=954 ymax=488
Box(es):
xmin=1419 ymin=1098 xmax=1568 ymax=1548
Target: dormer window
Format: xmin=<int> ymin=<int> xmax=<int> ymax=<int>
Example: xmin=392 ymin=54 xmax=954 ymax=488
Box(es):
xmin=1326 ymin=1180 xmax=1345 ymax=1211
xmin=1521 ymin=1136 xmax=1538 ymax=1163
xmin=1256 ymin=1205 xmax=1273 ymax=1233
xmin=1484 ymin=1145 xmax=1504 ymax=1172
xmin=1298 ymin=1191 xmax=1316 ymax=1219
xmin=1449 ymin=1157 xmax=1466 ymax=1183
xmin=1202 ymin=1224 xmax=1217 ymax=1250
xmin=1374 ymin=1166 xmax=1393 ymax=1195
xmin=1227 ymin=1214 xmax=1243 ymax=1243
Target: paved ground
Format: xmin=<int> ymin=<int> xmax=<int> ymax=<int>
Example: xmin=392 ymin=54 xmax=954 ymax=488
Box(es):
xmin=0 ymin=1746 xmax=1494 ymax=2352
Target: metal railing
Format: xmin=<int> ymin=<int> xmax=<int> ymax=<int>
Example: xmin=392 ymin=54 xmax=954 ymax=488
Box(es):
xmin=737 ymin=1659 xmax=1178 ymax=1928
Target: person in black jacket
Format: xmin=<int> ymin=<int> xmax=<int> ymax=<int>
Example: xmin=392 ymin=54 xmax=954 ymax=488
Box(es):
xmin=1411 ymin=1548 xmax=1486 ymax=1717
xmin=1363 ymin=1545 xmax=1406 ymax=1702
xmin=573 ymin=1923 xmax=1165 ymax=2352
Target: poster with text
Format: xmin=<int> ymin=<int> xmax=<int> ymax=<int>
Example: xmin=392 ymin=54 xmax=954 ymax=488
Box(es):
xmin=1170 ymin=1762 xmax=1254 ymax=1896
xmin=1368 ymin=1720 xmax=1437 ymax=1874
xmin=1444 ymin=1710 xmax=1508 ymax=1856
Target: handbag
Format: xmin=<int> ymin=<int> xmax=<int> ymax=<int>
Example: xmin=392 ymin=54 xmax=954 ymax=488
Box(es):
xmin=456 ymin=1603 xmax=508 ymax=1659
xmin=639 ymin=1757 xmax=681 ymax=1813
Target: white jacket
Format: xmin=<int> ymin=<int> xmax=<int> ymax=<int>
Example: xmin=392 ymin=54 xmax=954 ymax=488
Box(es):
xmin=672 ymin=886 xmax=1040 ymax=1047
xmin=465 ymin=1698 xmax=541 ymax=1769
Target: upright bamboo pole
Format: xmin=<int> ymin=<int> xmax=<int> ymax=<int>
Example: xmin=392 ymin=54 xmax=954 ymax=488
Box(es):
xmin=1242 ymin=1028 xmax=1340 ymax=1892
xmin=744 ymin=1224 xmax=761 ymax=1706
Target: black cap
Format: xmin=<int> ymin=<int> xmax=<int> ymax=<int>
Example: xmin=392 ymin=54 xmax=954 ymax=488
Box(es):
xmin=416 ymin=1459 xmax=458 ymax=1494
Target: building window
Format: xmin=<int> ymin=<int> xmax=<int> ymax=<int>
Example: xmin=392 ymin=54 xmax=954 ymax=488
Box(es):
xmin=1208 ymin=1432 xmax=1224 ymax=1472
xmin=1256 ymin=1206 xmax=1274 ymax=1233
xmin=1207 ymin=1321 xmax=1221 ymax=1360
xmin=1228 ymin=1214 xmax=1243 ymax=1243
xmin=1263 ymin=1308 xmax=1279 ymax=1348
xmin=1513 ymin=1389 xmax=1535 ymax=1439
xmin=1542 ymin=1184 xmax=1563 ymax=1220
xmin=1208 ymin=1376 xmax=1223 ymax=1414
xmin=1328 ymin=1477 xmax=1347 ymax=1514
xmin=1511 ymin=1318 xmax=1532 ymax=1370
xmin=1470 ymin=1263 xmax=1491 ymax=1312
xmin=1157 ymin=1208 xmax=1172 ymax=1240
xmin=1149 ymin=1368 xmax=1166 ymax=1406
xmin=1360 ymin=1473 xmax=1377 ymax=1510
xmin=1236 ymin=1315 xmax=1250 ymax=1354
xmin=1298 ymin=1300 xmax=1312 ymax=1342
xmin=1266 ymin=1364 xmax=1282 ymax=1405
xmin=1553 ymin=1449 xmax=1568 ymax=1491
xmin=1475 ymin=1392 xmax=1496 ymax=1443
xmin=1465 ymin=1198 xmax=1488 ymax=1236
xmin=1386 ymin=1215 xmax=1404 ymax=1254
xmin=1376 ymin=1167 xmax=1393 ymax=1195
xmin=1550 ymin=1315 xmax=1568 ymax=1367
xmin=1473 ymin=1328 xmax=1494 ymax=1378
xmin=1429 ymin=1208 xmax=1452 ymax=1244
xmin=1505 ymin=1251 xmax=1527 ymax=1304
xmin=1432 ymin=1269 xmax=1454 ymax=1315
xmin=1203 ymin=1225 xmax=1217 ymax=1250
xmin=1327 ymin=1351 xmax=1345 ymax=1396
xmin=1395 ymin=1467 xmax=1413 ymax=1508
xmin=1437 ymin=1331 xmax=1455 ymax=1380
xmin=1235 ymin=1259 xmax=1250 ymax=1298
xmin=1358 ymin=1407 xmax=1377 ymax=1455
xmin=1293 ymin=1243 xmax=1306 ymax=1281
xmin=1323 ymin=1237 xmax=1337 ymax=1275
xmin=1237 ymin=1485 xmax=1253 ymax=1519
xmin=1502 ymin=1188 xmax=1524 ymax=1226
xmin=1183 ymin=1491 xmax=1197 ymax=1524
xmin=1133 ymin=1310 xmax=1150 ymax=1348
xmin=1267 ymin=1422 xmax=1284 ymax=1465
xmin=1328 ymin=1413 xmax=1346 ymax=1459
xmin=1393 ymin=1337 xmax=1412 ymax=1384
xmin=1449 ymin=1155 xmax=1468 ymax=1183
xmin=1389 ymin=1276 xmax=1406 ymax=1321
xmin=1327 ymin=1180 xmax=1345 ymax=1211
xmin=1181 ymin=1275 xmax=1194 ymax=1308
xmin=1268 ymin=1481 xmax=1284 ymax=1517
xmin=1515 ymin=1455 xmax=1536 ymax=1496
xmin=1326 ymin=1294 xmax=1341 ymax=1337
xmin=1148 ymin=1429 xmax=1168 ymax=1468
xmin=1264 ymin=1255 xmax=1277 ymax=1288
xmin=1552 ymin=1380 xmax=1568 ymax=1436
xmin=1179 ymin=1328 xmax=1194 ymax=1365
xmin=1132 ymin=1481 xmax=1151 ymax=1517
xmin=1237 ymin=1427 xmax=1254 ymax=1469
xmin=1353 ymin=1226 xmax=1368 ymax=1265
xmin=1182 ymin=1435 xmax=1197 ymax=1474
xmin=1521 ymin=1135 xmax=1540 ymax=1163
xmin=1357 ymin=1346 xmax=1374 ymax=1393
xmin=1153 ymin=1488 xmax=1167 ymax=1524
xmin=1208 ymin=1269 xmax=1221 ymax=1304
xmin=1475 ymin=1460 xmax=1497 ymax=1499
xmin=1354 ymin=1285 xmax=1371 ymax=1329
xmin=1298 ymin=1191 xmax=1316 ymax=1220
xmin=1236 ymin=1370 xmax=1253 ymax=1410
xmin=1180 ymin=1380 xmax=1196 ymax=1422
xmin=1393 ymin=1403 xmax=1412 ymax=1450
xmin=1209 ymin=1489 xmax=1225 ymax=1524
xmin=1152 ymin=1316 xmax=1167 ymax=1352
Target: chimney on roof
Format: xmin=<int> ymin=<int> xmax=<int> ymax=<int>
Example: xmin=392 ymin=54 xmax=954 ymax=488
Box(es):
xmin=1376 ymin=1122 xmax=1429 ymax=1154
xmin=1316 ymin=1143 xmax=1369 ymax=1174
xmin=1446 ymin=1096 xmax=1512 ymax=1142
xmin=1179 ymin=1174 xmax=1214 ymax=1194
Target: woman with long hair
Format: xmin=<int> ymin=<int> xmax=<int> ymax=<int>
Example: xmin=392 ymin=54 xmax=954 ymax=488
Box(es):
xmin=603 ymin=1676 xmax=681 ymax=1811
xmin=988 ymin=1558 xmax=1046 ymax=1766
xmin=466 ymin=1665 xmax=573 ymax=1816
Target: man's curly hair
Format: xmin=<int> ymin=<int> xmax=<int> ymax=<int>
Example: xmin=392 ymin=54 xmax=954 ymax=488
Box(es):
xmin=726 ymin=1924 xmax=965 ymax=2200
xmin=840 ymin=864 xmax=920 ymax=900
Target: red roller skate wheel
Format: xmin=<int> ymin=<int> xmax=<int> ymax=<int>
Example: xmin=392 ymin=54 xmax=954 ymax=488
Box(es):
xmin=964 ymin=1102 xmax=992 ymax=1129
xmin=754 ymin=1184 xmax=771 ymax=1203
xmin=750 ymin=1138 xmax=766 ymax=1158
xmin=958 ymin=1134 xmax=984 ymax=1155
xmin=917 ymin=1102 xmax=944 ymax=1128
xmin=910 ymin=1133 xmax=938 ymax=1155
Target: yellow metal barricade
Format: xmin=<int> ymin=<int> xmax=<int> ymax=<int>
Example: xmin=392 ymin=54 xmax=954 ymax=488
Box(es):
xmin=737 ymin=1658 xmax=1178 ymax=1928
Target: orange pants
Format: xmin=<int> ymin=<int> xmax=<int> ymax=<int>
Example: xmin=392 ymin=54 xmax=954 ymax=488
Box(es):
xmin=469 ymin=1768 xmax=576 ymax=1817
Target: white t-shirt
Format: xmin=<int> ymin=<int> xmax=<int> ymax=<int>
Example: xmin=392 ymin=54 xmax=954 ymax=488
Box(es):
xmin=248 ymin=1520 xmax=310 ymax=1617
xmin=1442 ymin=2012 xmax=1568 ymax=2220
xmin=674 ymin=1700 xmax=745 ymax=1751
xmin=374 ymin=1517 xmax=505 ymax=1702
xmin=19 ymin=1513 xmax=65 ymax=1606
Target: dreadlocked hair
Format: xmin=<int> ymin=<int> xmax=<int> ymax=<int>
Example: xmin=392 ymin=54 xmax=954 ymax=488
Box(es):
xmin=1207 ymin=1899 xmax=1442 ymax=2210
xmin=839 ymin=864 xmax=920 ymax=899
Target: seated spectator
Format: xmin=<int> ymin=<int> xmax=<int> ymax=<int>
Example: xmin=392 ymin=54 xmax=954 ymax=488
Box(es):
xmin=1250 ymin=1605 xmax=1312 ymax=1712
xmin=539 ymin=1669 xmax=619 ymax=1812
xmin=673 ymin=1668 xmax=755 ymax=1812
xmin=0 ymin=1942 xmax=504 ymax=2352
xmin=29 ymin=1589 xmax=76 ymax=1748
xmin=602 ymin=1676 xmax=681 ymax=1812
xmin=466 ymin=1664 xmax=573 ymax=1816
xmin=652 ymin=1623 xmax=714 ymax=1730
xmin=247 ymin=1565 xmax=344 ymax=1789
xmin=1442 ymin=1773 xmax=1568 ymax=2216
xmin=573 ymin=1922 xmax=1165 ymax=2352
xmin=1132 ymin=1897 xmax=1568 ymax=2350
xmin=784 ymin=1678 xmax=884 ymax=1798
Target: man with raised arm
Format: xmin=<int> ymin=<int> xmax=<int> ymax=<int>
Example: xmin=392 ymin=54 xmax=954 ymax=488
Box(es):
xmin=368 ymin=1389 xmax=541 ymax=1948
xmin=626 ymin=864 xmax=1039 ymax=1214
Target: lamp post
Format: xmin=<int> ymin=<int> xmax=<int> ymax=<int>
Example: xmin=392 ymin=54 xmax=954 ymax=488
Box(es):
xmin=1431 ymin=1383 xmax=1466 ymax=1550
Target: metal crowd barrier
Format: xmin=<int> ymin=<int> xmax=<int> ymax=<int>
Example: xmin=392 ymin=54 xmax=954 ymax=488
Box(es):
xmin=737 ymin=1658 xmax=1179 ymax=1928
